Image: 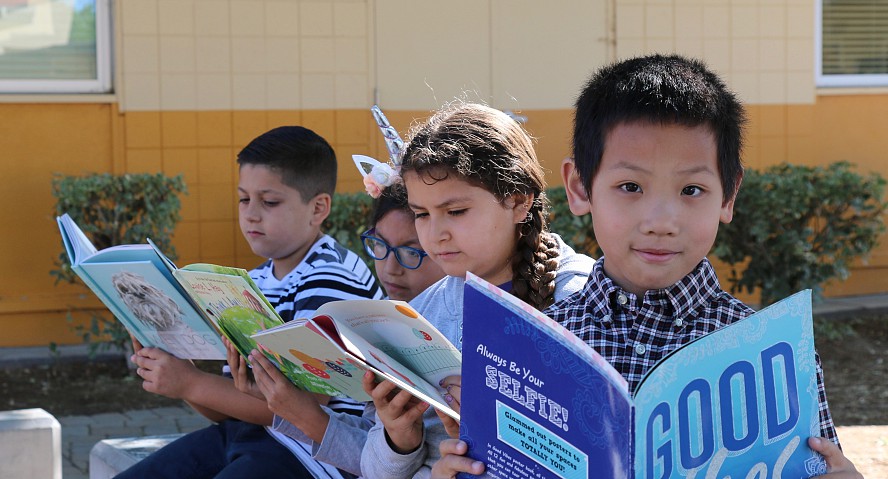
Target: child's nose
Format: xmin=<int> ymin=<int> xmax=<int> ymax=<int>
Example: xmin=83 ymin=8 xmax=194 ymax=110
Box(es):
xmin=640 ymin=198 xmax=679 ymax=236
xmin=428 ymin=216 xmax=449 ymax=242
xmin=242 ymin=201 xmax=261 ymax=221
xmin=381 ymin=254 xmax=402 ymax=275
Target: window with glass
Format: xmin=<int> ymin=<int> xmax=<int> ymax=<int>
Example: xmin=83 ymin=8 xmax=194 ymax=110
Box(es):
xmin=0 ymin=0 xmax=111 ymax=93
xmin=818 ymin=0 xmax=888 ymax=87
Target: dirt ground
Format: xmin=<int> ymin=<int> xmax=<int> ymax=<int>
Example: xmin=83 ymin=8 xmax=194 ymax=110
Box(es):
xmin=1 ymin=315 xmax=886 ymax=475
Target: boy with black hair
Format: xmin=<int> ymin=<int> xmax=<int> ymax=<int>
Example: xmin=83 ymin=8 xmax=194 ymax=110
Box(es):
xmin=123 ymin=126 xmax=382 ymax=479
xmin=431 ymin=55 xmax=862 ymax=478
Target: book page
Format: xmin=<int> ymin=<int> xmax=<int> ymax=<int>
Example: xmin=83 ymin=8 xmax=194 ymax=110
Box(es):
xmin=314 ymin=300 xmax=461 ymax=383
xmin=173 ymin=269 xmax=283 ymax=360
xmin=78 ymin=261 xmax=226 ymax=360
xmin=252 ymin=321 xmax=370 ymax=399
xmin=633 ymin=290 xmax=826 ymax=478
xmin=310 ymin=300 xmax=462 ymax=419
xmin=460 ymin=274 xmax=632 ymax=479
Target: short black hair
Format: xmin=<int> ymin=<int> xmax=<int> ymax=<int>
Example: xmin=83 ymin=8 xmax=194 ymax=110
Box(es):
xmin=236 ymin=126 xmax=337 ymax=201
xmin=573 ymin=54 xmax=746 ymax=203
xmin=369 ymin=183 xmax=409 ymax=228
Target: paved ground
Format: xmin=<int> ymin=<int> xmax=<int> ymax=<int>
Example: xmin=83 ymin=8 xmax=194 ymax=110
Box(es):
xmin=56 ymin=408 xmax=887 ymax=479
xmin=832 ymin=425 xmax=888 ymax=477
xmin=59 ymin=405 xmax=211 ymax=479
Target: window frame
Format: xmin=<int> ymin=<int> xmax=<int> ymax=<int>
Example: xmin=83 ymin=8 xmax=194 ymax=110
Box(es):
xmin=0 ymin=0 xmax=113 ymax=94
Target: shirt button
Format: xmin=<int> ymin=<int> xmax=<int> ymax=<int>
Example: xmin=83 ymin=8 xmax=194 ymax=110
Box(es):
xmin=617 ymin=294 xmax=628 ymax=305
xmin=634 ymin=343 xmax=646 ymax=355
xmin=601 ymin=314 xmax=611 ymax=323
xmin=675 ymin=318 xmax=684 ymax=327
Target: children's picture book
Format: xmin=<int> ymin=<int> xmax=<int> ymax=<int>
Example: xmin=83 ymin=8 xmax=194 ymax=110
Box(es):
xmin=458 ymin=273 xmax=827 ymax=479
xmin=171 ymin=265 xmax=352 ymax=396
xmin=57 ymin=213 xmax=227 ymax=360
xmin=251 ymin=299 xmax=462 ymax=419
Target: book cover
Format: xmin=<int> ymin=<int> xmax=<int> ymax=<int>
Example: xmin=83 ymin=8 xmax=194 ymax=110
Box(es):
xmin=57 ymin=213 xmax=227 ymax=360
xmin=252 ymin=299 xmax=462 ymax=419
xmin=459 ymin=273 xmax=826 ymax=479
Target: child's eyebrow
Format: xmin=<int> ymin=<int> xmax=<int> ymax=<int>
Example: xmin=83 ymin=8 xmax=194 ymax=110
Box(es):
xmin=675 ymin=165 xmax=718 ymax=176
xmin=409 ymin=196 xmax=472 ymax=210
xmin=237 ymin=186 xmax=285 ymax=195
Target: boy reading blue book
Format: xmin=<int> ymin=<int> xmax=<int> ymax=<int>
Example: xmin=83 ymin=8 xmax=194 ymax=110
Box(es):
xmin=432 ymin=54 xmax=862 ymax=478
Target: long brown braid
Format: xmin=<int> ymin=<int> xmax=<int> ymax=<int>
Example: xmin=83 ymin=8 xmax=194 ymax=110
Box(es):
xmin=399 ymin=102 xmax=560 ymax=311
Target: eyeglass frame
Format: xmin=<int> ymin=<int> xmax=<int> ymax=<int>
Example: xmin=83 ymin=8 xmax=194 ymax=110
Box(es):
xmin=360 ymin=228 xmax=429 ymax=270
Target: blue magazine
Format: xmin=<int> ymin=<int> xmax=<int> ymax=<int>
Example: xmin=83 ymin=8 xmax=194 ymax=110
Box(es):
xmin=459 ymin=273 xmax=826 ymax=479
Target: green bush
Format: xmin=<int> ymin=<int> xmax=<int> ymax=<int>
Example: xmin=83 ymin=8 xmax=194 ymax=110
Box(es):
xmin=52 ymin=173 xmax=187 ymax=354
xmin=713 ymin=162 xmax=886 ymax=305
xmin=545 ymin=187 xmax=600 ymax=258
xmin=324 ymin=192 xmax=374 ymax=264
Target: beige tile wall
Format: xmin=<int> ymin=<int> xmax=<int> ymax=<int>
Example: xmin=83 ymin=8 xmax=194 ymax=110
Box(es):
xmin=119 ymin=0 xmax=372 ymax=112
xmin=375 ymin=0 xmax=610 ymax=110
xmin=615 ymin=0 xmax=815 ymax=105
xmin=120 ymin=0 xmax=816 ymax=111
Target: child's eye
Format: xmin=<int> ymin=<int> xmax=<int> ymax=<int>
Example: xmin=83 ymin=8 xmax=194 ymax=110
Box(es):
xmin=619 ymin=182 xmax=641 ymax=193
xmin=238 ymin=197 xmax=249 ymax=204
xmin=448 ymin=209 xmax=467 ymax=216
xmin=263 ymin=201 xmax=279 ymax=207
xmin=413 ymin=211 xmax=429 ymax=220
xmin=681 ymin=185 xmax=704 ymax=197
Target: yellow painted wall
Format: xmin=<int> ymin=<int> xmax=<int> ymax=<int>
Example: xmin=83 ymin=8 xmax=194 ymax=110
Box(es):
xmin=2 ymin=0 xmax=887 ymax=347
xmin=3 ymin=99 xmax=885 ymax=346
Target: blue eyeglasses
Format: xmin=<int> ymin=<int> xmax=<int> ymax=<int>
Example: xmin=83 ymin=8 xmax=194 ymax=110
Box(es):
xmin=360 ymin=229 xmax=428 ymax=270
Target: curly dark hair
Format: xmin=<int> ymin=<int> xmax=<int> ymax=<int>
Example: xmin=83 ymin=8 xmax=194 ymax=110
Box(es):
xmin=399 ymin=103 xmax=560 ymax=310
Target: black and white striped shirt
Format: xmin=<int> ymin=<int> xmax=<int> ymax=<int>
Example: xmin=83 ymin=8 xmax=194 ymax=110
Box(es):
xmin=250 ymin=234 xmax=383 ymax=324
xmin=250 ymin=234 xmax=383 ymax=478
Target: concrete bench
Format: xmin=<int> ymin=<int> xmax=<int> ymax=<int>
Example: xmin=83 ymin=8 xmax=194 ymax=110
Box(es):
xmin=89 ymin=433 xmax=183 ymax=479
xmin=0 ymin=408 xmax=62 ymax=479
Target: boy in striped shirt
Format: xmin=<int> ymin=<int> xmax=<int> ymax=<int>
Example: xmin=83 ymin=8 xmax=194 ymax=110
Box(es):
xmin=124 ymin=126 xmax=382 ymax=479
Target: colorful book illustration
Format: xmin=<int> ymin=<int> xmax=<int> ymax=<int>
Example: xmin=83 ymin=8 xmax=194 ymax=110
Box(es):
xmin=56 ymin=213 xmax=226 ymax=360
xmin=459 ymin=272 xmax=827 ymax=479
xmin=171 ymin=265 xmax=353 ymax=396
xmin=251 ymin=300 xmax=462 ymax=419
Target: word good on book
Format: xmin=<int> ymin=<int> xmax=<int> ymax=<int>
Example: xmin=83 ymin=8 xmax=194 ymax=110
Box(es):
xmin=459 ymin=273 xmax=827 ymax=479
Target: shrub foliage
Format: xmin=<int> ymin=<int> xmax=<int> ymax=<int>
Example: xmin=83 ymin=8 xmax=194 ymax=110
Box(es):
xmin=713 ymin=162 xmax=887 ymax=305
xmin=52 ymin=173 xmax=187 ymax=353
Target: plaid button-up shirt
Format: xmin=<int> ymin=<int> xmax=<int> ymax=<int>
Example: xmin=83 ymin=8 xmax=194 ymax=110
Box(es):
xmin=544 ymin=257 xmax=838 ymax=444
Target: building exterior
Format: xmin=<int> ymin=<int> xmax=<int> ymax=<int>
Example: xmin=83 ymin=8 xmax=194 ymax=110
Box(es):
xmin=1 ymin=0 xmax=886 ymax=346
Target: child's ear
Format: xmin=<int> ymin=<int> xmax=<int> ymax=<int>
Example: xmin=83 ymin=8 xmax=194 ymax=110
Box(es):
xmin=720 ymin=171 xmax=744 ymax=224
xmin=509 ymin=193 xmax=534 ymax=225
xmin=309 ymin=193 xmax=332 ymax=225
xmin=561 ymin=158 xmax=592 ymax=216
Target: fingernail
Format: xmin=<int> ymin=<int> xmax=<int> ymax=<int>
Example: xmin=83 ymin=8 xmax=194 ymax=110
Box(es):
xmin=439 ymin=378 xmax=445 ymax=386
xmin=444 ymin=394 xmax=453 ymax=404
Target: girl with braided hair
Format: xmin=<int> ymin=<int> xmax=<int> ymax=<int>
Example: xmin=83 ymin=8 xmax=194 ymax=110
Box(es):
xmin=359 ymin=102 xmax=595 ymax=479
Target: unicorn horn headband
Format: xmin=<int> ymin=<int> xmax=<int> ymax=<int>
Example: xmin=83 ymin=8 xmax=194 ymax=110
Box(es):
xmin=353 ymin=105 xmax=405 ymax=198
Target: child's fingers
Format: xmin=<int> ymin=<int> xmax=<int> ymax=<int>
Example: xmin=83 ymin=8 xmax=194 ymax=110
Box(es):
xmin=431 ymin=439 xmax=485 ymax=478
xmin=366 ymin=376 xmax=400 ymax=404
xmin=440 ymin=375 xmax=462 ymax=408
xmin=130 ymin=334 xmax=143 ymax=352
xmin=808 ymin=437 xmax=862 ymax=477
xmin=361 ymin=370 xmax=379 ymax=395
xmin=435 ymin=408 xmax=461 ymax=439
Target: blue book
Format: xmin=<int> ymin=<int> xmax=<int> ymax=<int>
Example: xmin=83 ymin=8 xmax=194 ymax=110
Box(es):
xmin=57 ymin=213 xmax=228 ymax=360
xmin=459 ymin=273 xmax=827 ymax=479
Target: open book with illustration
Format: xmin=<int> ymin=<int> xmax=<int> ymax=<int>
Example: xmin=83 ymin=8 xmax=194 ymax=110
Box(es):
xmin=57 ymin=214 xmax=295 ymax=369
xmin=251 ymin=300 xmax=462 ymax=419
xmin=458 ymin=272 xmax=827 ymax=479
xmin=57 ymin=213 xmax=227 ymax=360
